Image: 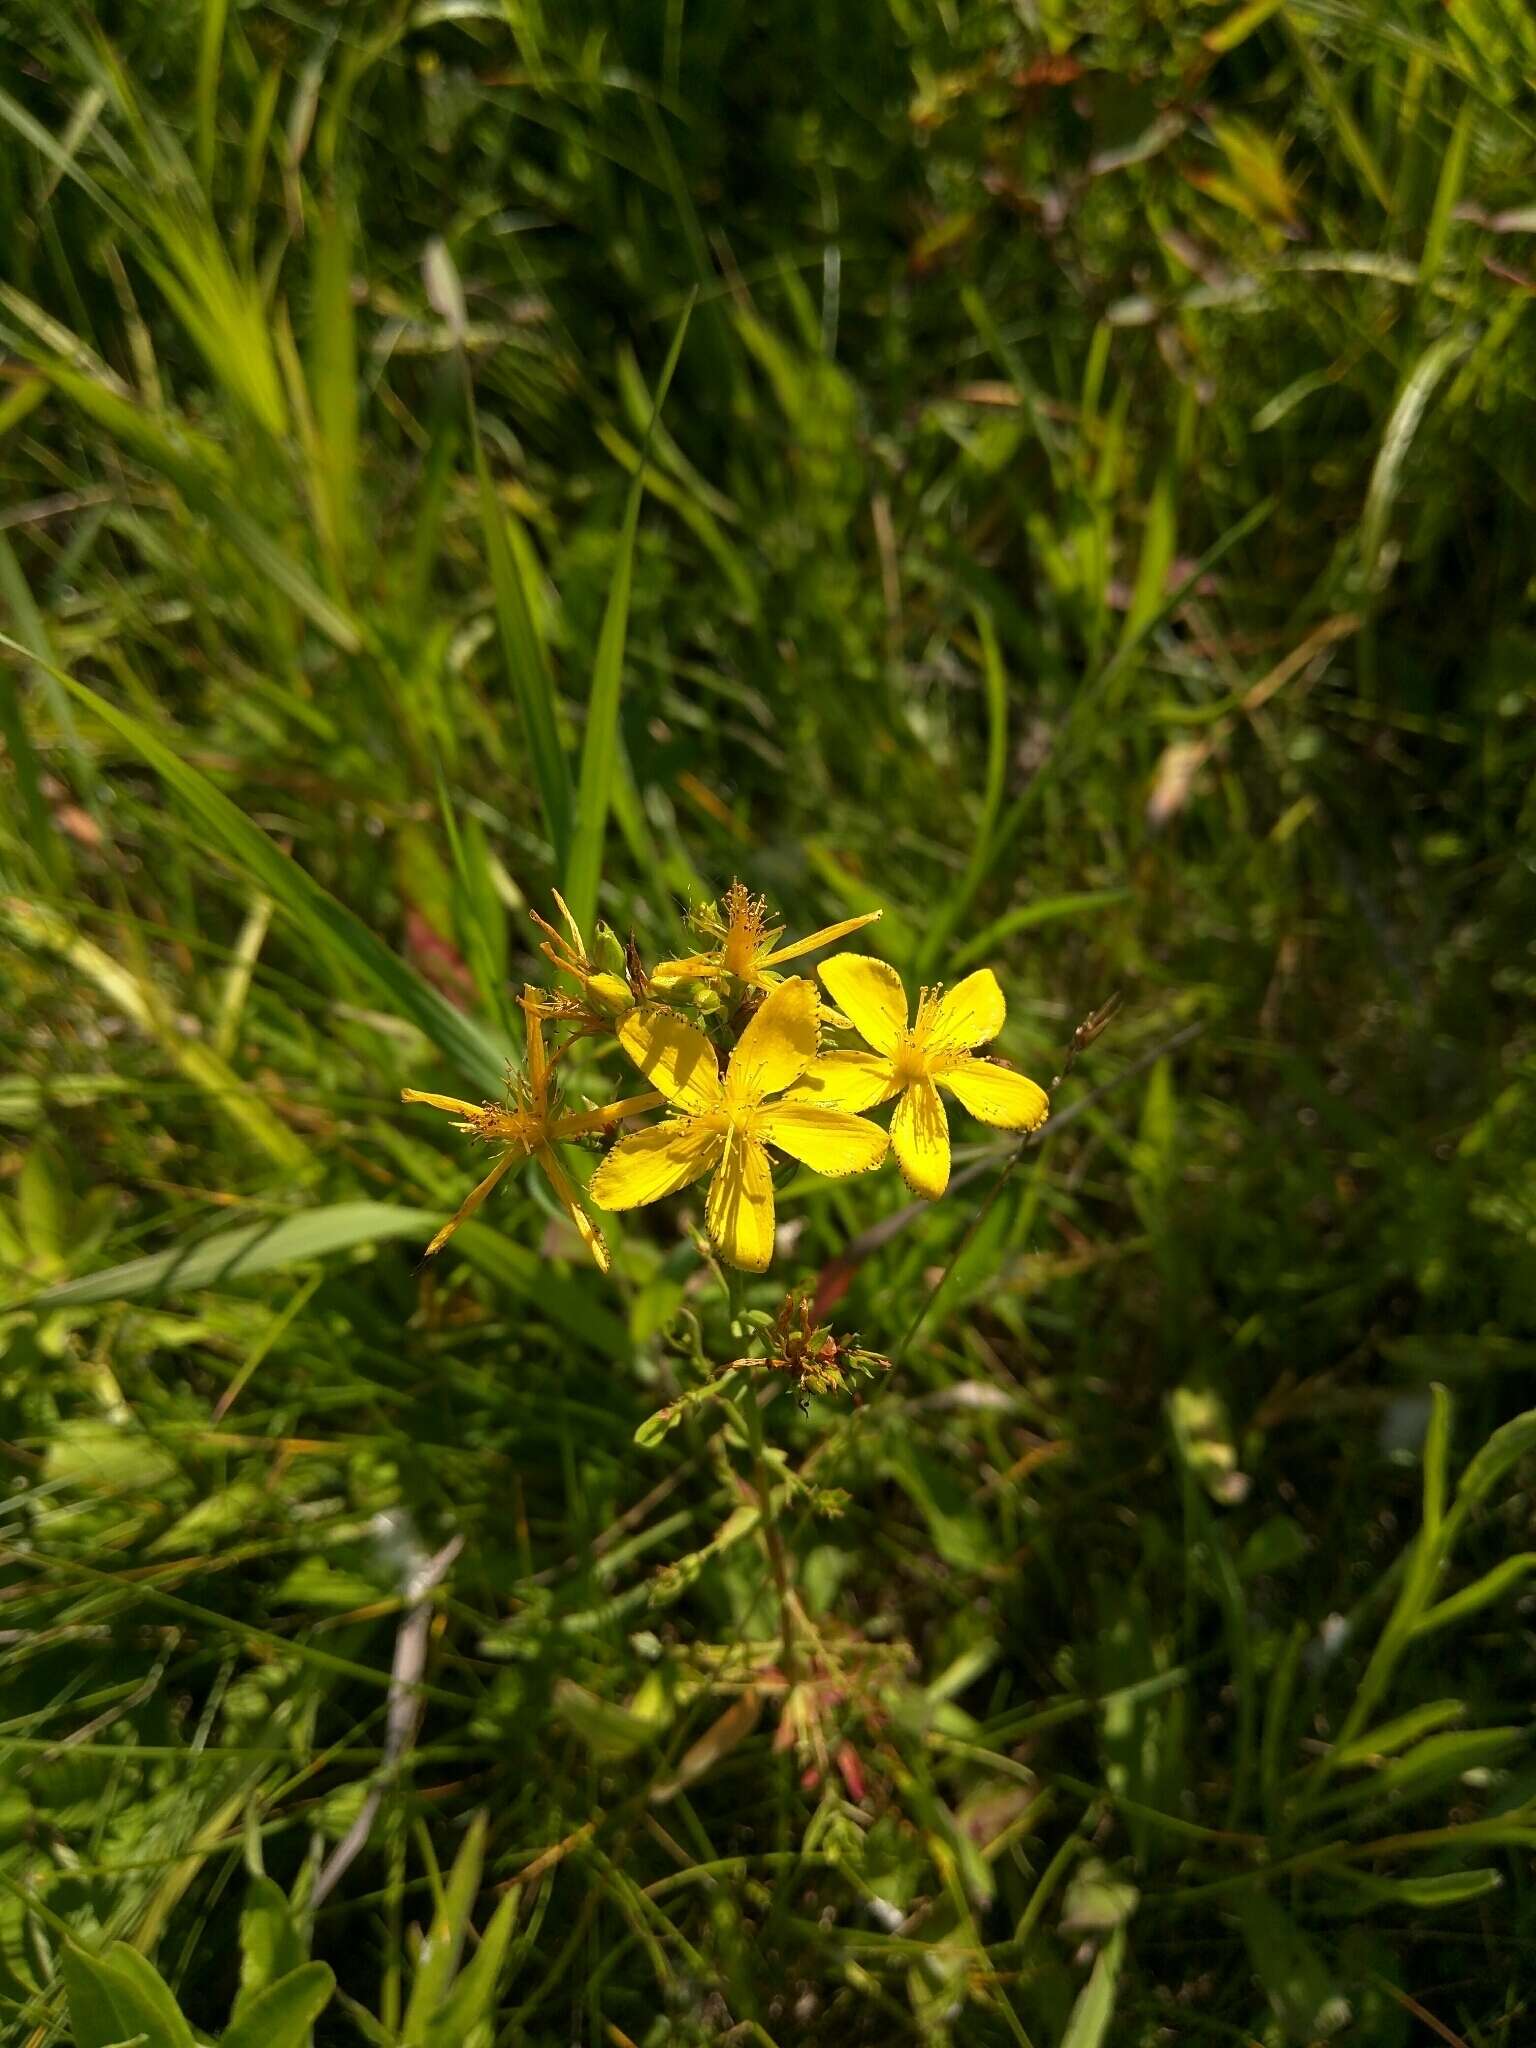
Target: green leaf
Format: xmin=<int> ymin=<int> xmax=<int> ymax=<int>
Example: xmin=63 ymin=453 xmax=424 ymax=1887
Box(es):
xmin=1450 ymin=1406 xmax=1536 ymax=1525
xmin=44 ymin=1419 xmax=178 ymax=1494
xmin=1323 ymin=1866 xmax=1502 ymax=1912
xmin=402 ymin=1812 xmax=487 ymax=2043
xmin=1234 ymin=1893 xmax=1350 ymax=2041
xmin=423 ymin=1887 xmax=522 ymax=2048
xmin=949 ymin=888 xmax=1129 ymax=973
xmin=60 ymin=1945 xmax=128 ymax=2048
xmin=275 ymin=1556 xmax=387 ymax=1610
xmin=634 ymin=1376 xmax=726 ymax=1448
xmin=308 ymin=200 xmax=359 ymax=569
xmin=915 ymin=605 xmax=1009 ymax=979
xmin=1340 ymin=1726 xmax=1524 ymax=1811
xmin=221 ymin=1963 xmax=335 ymax=2048
xmin=552 ymin=1676 xmax=665 ymax=1760
xmin=1333 ymin=1699 xmax=1466 ymax=1770
xmin=40 ymin=664 xmax=511 ymax=1093
xmin=472 ymin=413 xmax=572 ymax=866
xmin=1359 ymin=335 xmax=1470 ymax=588
xmin=1060 ymin=1926 xmax=1126 ymax=2048
xmin=564 ymin=297 xmax=692 ymax=935
xmin=234 ymin=1875 xmax=305 ymax=2018
xmin=1413 ymin=1554 xmax=1536 ymax=1637
xmin=35 ymin=368 xmax=358 ymax=651
xmin=30 ymin=1204 xmax=444 ymax=1309
xmin=148 ymin=1481 xmax=267 ymax=1557
xmin=71 ymin=1943 xmax=196 ymax=2048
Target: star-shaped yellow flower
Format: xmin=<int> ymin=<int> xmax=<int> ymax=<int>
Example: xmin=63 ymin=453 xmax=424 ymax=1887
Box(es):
xmin=403 ymin=1000 xmax=661 ymax=1268
xmin=650 ymin=880 xmax=880 ymax=1000
xmin=786 ymin=956 xmax=1049 ymax=1199
xmin=589 ymin=977 xmax=888 ymax=1271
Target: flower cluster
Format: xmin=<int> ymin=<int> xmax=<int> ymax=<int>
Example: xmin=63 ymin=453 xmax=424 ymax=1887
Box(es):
xmin=404 ymin=883 xmax=1050 ymax=1273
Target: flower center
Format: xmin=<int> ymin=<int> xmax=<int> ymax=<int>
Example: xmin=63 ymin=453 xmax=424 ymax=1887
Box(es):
xmin=890 ymin=1036 xmax=929 ymax=1088
xmin=720 ymin=881 xmax=770 ymax=978
xmin=476 ymin=1105 xmax=543 ymax=1148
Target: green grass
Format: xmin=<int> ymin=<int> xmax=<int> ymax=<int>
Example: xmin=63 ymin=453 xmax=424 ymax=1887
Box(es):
xmin=2 ymin=2 xmax=1536 ymax=2043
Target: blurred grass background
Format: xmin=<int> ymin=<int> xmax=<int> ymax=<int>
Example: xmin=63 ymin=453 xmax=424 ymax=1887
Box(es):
xmin=2 ymin=2 xmax=1536 ymax=2042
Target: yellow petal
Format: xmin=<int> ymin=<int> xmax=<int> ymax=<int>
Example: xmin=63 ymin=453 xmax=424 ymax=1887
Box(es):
xmin=423 ymin=1149 xmax=520 ymax=1256
xmin=402 ymin=1088 xmax=484 ymax=1121
xmin=588 ymin=1118 xmax=723 ymax=1210
xmin=782 ymin=1049 xmax=896 ymax=1113
xmin=922 ymin=968 xmax=1005 ymax=1055
xmin=936 ymin=1055 xmax=1051 ymax=1133
xmin=755 ymin=1102 xmax=889 ymax=1176
xmin=523 ymin=1002 xmax=549 ymax=1096
xmin=705 ymin=1129 xmax=776 ymax=1272
xmin=649 ymin=954 xmax=721 ymax=987
xmin=725 ymin=976 xmax=818 ymax=1105
xmin=890 ymin=1078 xmax=950 ymax=1199
xmin=550 ymin=889 xmax=584 ymax=953
xmin=534 ymin=1144 xmax=610 ymax=1273
xmin=616 ymin=1006 xmax=724 ymax=1113
xmin=816 ymin=952 xmax=908 ymax=1054
xmin=759 ymin=907 xmax=882 ymax=966
xmin=553 ymin=1089 xmax=665 ymax=1140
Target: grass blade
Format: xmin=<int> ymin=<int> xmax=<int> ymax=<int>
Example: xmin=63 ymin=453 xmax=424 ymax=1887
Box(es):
xmin=564 ymin=295 xmax=693 ymax=935
xmin=221 ymin=1963 xmax=336 ymax=2048
xmin=915 ymin=606 xmax=1009 ymax=979
xmin=471 ymin=408 xmax=572 ymax=866
xmin=28 ymin=1203 xmax=444 ymax=1308
xmin=1060 ymin=1925 xmax=1126 ymax=2048
xmin=27 ymin=655 xmax=512 ymax=1092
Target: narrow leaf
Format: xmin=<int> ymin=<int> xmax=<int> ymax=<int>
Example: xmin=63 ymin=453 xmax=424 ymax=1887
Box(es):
xmin=564 ymin=296 xmax=693 ymax=934
xmin=423 ymin=1887 xmax=522 ymax=2046
xmin=234 ymin=1875 xmax=305 ymax=2017
xmin=472 ymin=413 xmax=571 ymax=864
xmin=1234 ymin=1893 xmax=1350 ymax=2041
xmin=402 ymin=1813 xmax=486 ymax=2042
xmin=30 ymin=1203 xmax=443 ymax=1308
xmin=221 ymin=1963 xmax=335 ymax=2048
xmin=39 ymin=663 xmax=510 ymax=1091
xmin=1060 ymin=1926 xmax=1126 ymax=2048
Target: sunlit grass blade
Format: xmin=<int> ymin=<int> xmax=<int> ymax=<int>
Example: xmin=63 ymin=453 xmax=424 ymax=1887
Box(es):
xmin=195 ymin=0 xmax=229 ymax=191
xmin=915 ymin=606 xmax=1008 ymax=979
xmin=564 ymin=293 xmax=693 ymax=936
xmin=3 ymin=894 xmax=314 ymax=1175
xmin=307 ymin=195 xmax=360 ymax=578
xmin=34 ymin=360 xmax=364 ymax=651
xmin=472 ymin=408 xmax=572 ymax=867
xmin=28 ymin=1202 xmax=443 ymax=1309
xmin=950 ymin=889 xmax=1130 ymax=973
xmin=18 ymin=653 xmax=512 ymax=1091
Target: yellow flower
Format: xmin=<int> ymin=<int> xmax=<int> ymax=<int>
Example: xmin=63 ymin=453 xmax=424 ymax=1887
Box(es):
xmin=650 ymin=880 xmax=880 ymax=1000
xmin=403 ymin=1001 xmax=661 ymax=1268
xmin=589 ymin=977 xmax=888 ymax=1272
xmin=530 ymin=890 xmax=635 ymax=1015
xmin=787 ymin=955 xmax=1049 ymax=1199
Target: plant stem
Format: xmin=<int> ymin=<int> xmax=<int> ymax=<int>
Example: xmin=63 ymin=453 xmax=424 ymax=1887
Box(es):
xmin=725 ymin=1268 xmax=801 ymax=1691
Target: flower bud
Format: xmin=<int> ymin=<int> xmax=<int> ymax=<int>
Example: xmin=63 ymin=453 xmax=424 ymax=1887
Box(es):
xmin=593 ymin=922 xmax=628 ymax=977
xmin=585 ymin=972 xmax=635 ymax=1015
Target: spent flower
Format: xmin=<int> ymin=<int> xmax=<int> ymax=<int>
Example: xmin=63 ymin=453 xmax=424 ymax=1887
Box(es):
xmin=403 ymin=996 xmax=661 ymax=1268
xmin=651 ymin=880 xmax=880 ymax=1001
